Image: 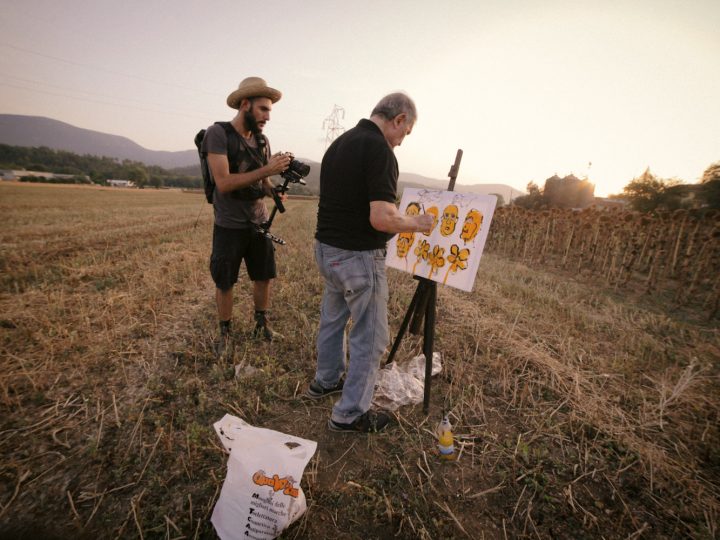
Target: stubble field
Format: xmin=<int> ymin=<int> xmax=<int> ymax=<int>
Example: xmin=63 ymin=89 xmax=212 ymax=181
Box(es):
xmin=0 ymin=182 xmax=718 ymax=539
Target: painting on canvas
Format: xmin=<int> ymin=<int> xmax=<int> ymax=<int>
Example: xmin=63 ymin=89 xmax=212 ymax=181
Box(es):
xmin=385 ymin=188 xmax=497 ymax=292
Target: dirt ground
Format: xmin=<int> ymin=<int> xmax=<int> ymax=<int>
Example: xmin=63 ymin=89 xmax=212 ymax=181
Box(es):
xmin=1 ymin=184 xmax=718 ymax=539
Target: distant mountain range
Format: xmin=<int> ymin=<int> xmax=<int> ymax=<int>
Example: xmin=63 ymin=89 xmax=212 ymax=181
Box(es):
xmin=0 ymin=114 xmax=197 ymax=169
xmin=0 ymin=114 xmax=523 ymax=199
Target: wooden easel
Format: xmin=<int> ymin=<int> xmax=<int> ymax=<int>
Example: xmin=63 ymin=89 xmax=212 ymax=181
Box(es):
xmin=385 ymin=149 xmax=463 ymax=413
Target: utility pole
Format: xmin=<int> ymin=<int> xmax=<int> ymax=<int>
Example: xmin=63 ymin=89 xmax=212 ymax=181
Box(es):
xmin=322 ymin=105 xmax=345 ymax=150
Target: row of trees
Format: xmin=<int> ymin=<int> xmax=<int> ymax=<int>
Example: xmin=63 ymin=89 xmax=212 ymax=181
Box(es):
xmin=512 ymin=162 xmax=720 ymax=212
xmin=0 ymin=144 xmax=201 ymax=189
xmin=619 ymin=164 xmax=720 ymax=211
xmin=0 ymin=144 xmax=318 ymax=194
xmin=4 ymin=144 xmax=717 ymax=210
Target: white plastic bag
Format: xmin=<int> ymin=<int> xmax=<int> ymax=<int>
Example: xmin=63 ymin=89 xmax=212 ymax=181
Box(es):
xmin=211 ymin=414 xmax=318 ymax=540
xmin=372 ymin=352 xmax=442 ymax=411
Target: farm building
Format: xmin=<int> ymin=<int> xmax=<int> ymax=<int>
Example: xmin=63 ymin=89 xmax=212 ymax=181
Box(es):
xmin=106 ymin=179 xmax=135 ymax=187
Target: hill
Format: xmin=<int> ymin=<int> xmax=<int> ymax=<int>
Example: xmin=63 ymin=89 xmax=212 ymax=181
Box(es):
xmin=272 ymin=164 xmax=522 ymax=200
xmin=0 ymin=114 xmax=522 ymax=198
xmin=0 ymin=114 xmax=197 ymax=169
xmin=398 ymin=171 xmax=524 ymax=201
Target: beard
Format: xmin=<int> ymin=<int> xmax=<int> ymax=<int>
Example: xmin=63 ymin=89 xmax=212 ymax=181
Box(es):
xmin=244 ymin=108 xmax=262 ymax=135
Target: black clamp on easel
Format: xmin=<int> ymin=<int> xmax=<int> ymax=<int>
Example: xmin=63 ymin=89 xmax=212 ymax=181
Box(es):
xmin=384 ymin=149 xmax=463 ymax=414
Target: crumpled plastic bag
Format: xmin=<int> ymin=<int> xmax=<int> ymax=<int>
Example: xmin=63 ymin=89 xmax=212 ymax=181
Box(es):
xmin=372 ymin=352 xmax=442 ymax=411
xmin=211 ymin=414 xmax=317 ymax=540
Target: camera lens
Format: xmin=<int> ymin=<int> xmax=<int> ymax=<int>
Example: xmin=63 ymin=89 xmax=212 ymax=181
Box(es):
xmin=289 ymin=159 xmax=311 ymax=177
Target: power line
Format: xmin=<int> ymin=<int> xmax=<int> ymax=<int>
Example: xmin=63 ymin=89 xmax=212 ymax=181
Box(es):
xmin=0 ymin=81 xmax=208 ymax=121
xmin=0 ymin=41 xmax=216 ymax=96
xmin=0 ymin=73 xmax=208 ymax=119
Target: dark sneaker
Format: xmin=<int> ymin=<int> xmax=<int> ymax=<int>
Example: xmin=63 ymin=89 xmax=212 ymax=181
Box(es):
xmin=306 ymin=379 xmax=344 ymax=399
xmin=328 ymin=410 xmax=391 ymax=433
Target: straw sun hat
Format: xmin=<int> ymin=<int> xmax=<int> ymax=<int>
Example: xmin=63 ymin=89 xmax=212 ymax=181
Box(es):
xmin=226 ymin=77 xmax=282 ymax=109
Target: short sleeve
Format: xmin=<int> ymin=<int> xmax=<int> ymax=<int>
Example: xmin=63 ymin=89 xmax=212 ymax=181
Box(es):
xmin=365 ymin=140 xmax=398 ymax=203
xmin=201 ymin=124 xmax=227 ymax=155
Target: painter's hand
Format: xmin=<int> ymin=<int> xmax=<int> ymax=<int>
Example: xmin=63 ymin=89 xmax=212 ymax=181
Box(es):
xmin=416 ymin=214 xmax=434 ymax=234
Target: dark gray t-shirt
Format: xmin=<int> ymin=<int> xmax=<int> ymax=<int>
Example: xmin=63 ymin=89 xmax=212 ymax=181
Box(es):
xmin=201 ymin=123 xmax=270 ymax=229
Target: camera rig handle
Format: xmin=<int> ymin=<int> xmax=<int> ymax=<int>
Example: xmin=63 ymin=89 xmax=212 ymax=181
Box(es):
xmin=254 ymin=224 xmax=286 ymax=245
xmin=271 ymin=184 xmax=286 ymax=214
xmin=256 ymin=168 xmax=308 ymax=246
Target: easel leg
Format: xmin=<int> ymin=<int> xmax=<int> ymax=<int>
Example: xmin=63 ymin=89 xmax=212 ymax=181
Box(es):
xmin=422 ymin=282 xmax=437 ymax=414
xmin=409 ymin=284 xmax=431 ymax=335
xmin=385 ymin=279 xmax=428 ymax=366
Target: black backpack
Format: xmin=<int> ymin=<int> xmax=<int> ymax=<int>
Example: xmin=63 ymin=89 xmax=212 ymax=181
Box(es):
xmin=194 ymin=122 xmax=268 ymax=204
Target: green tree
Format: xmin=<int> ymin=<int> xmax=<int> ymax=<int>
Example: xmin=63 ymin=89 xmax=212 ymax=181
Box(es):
xmin=148 ymin=175 xmax=163 ymax=189
xmin=698 ymin=161 xmax=720 ymax=208
xmin=622 ymin=168 xmax=682 ymax=212
xmin=700 ymin=181 xmax=720 ymax=209
xmin=127 ymin=166 xmax=148 ymax=189
xmin=0 ymin=143 xmax=202 ymax=188
xmin=513 ymin=181 xmax=545 ymax=209
xmin=701 ymin=161 xmax=720 ymax=184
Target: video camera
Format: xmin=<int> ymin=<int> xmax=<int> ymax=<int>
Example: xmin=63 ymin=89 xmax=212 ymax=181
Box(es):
xmin=281 ymin=156 xmax=311 ymax=183
xmin=273 ymin=154 xmax=309 ymax=213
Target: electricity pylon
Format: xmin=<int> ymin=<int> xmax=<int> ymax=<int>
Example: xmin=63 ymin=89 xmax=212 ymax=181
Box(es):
xmin=323 ymin=105 xmax=345 ymax=150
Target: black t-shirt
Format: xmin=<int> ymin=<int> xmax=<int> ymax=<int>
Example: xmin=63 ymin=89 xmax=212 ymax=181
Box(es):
xmin=315 ymin=119 xmax=398 ymax=250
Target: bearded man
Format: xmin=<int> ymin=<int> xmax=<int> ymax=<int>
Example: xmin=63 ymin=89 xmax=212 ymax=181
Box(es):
xmin=201 ymin=77 xmax=291 ymax=354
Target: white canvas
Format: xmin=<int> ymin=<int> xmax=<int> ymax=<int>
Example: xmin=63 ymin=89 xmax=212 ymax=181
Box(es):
xmin=386 ymin=188 xmax=497 ymax=292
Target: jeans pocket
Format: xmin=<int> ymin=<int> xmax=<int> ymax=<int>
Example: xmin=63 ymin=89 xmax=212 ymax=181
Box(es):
xmin=327 ymin=252 xmax=371 ymax=296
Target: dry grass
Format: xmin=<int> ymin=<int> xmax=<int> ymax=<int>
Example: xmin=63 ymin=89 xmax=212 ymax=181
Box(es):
xmin=0 ymin=182 xmax=718 ymax=539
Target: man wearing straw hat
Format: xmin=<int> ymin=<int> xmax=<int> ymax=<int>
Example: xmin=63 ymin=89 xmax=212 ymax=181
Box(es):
xmin=202 ymin=77 xmax=291 ymax=353
xmin=307 ymin=92 xmax=433 ymax=433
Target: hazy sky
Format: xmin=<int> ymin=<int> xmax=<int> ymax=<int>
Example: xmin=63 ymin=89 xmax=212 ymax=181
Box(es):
xmin=1 ymin=0 xmax=718 ymax=196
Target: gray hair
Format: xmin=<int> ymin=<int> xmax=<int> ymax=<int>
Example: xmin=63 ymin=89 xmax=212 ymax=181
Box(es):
xmin=371 ymin=92 xmax=417 ymax=123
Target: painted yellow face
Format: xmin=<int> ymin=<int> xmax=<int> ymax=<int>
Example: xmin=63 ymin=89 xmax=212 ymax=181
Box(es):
xmin=460 ymin=209 xmax=483 ymax=243
xmin=423 ymin=207 xmax=439 ymax=236
xmin=440 ymin=205 xmax=459 ymax=236
xmin=405 ymin=202 xmax=421 ymax=216
xmin=396 ymin=232 xmax=415 ymax=258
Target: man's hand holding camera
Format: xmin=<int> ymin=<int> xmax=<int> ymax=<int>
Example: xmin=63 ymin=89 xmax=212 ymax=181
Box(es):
xmin=262 ymin=153 xmax=292 ymax=200
xmin=266 ymin=152 xmax=292 ymax=177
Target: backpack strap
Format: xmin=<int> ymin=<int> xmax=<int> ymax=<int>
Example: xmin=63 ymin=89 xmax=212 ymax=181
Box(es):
xmin=215 ymin=122 xmax=269 ymax=172
xmin=213 ymin=122 xmax=268 ymax=202
xmin=216 ymin=122 xmax=242 ymax=173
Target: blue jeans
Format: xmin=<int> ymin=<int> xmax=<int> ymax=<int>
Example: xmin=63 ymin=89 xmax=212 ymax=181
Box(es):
xmin=314 ymin=241 xmax=389 ymax=424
